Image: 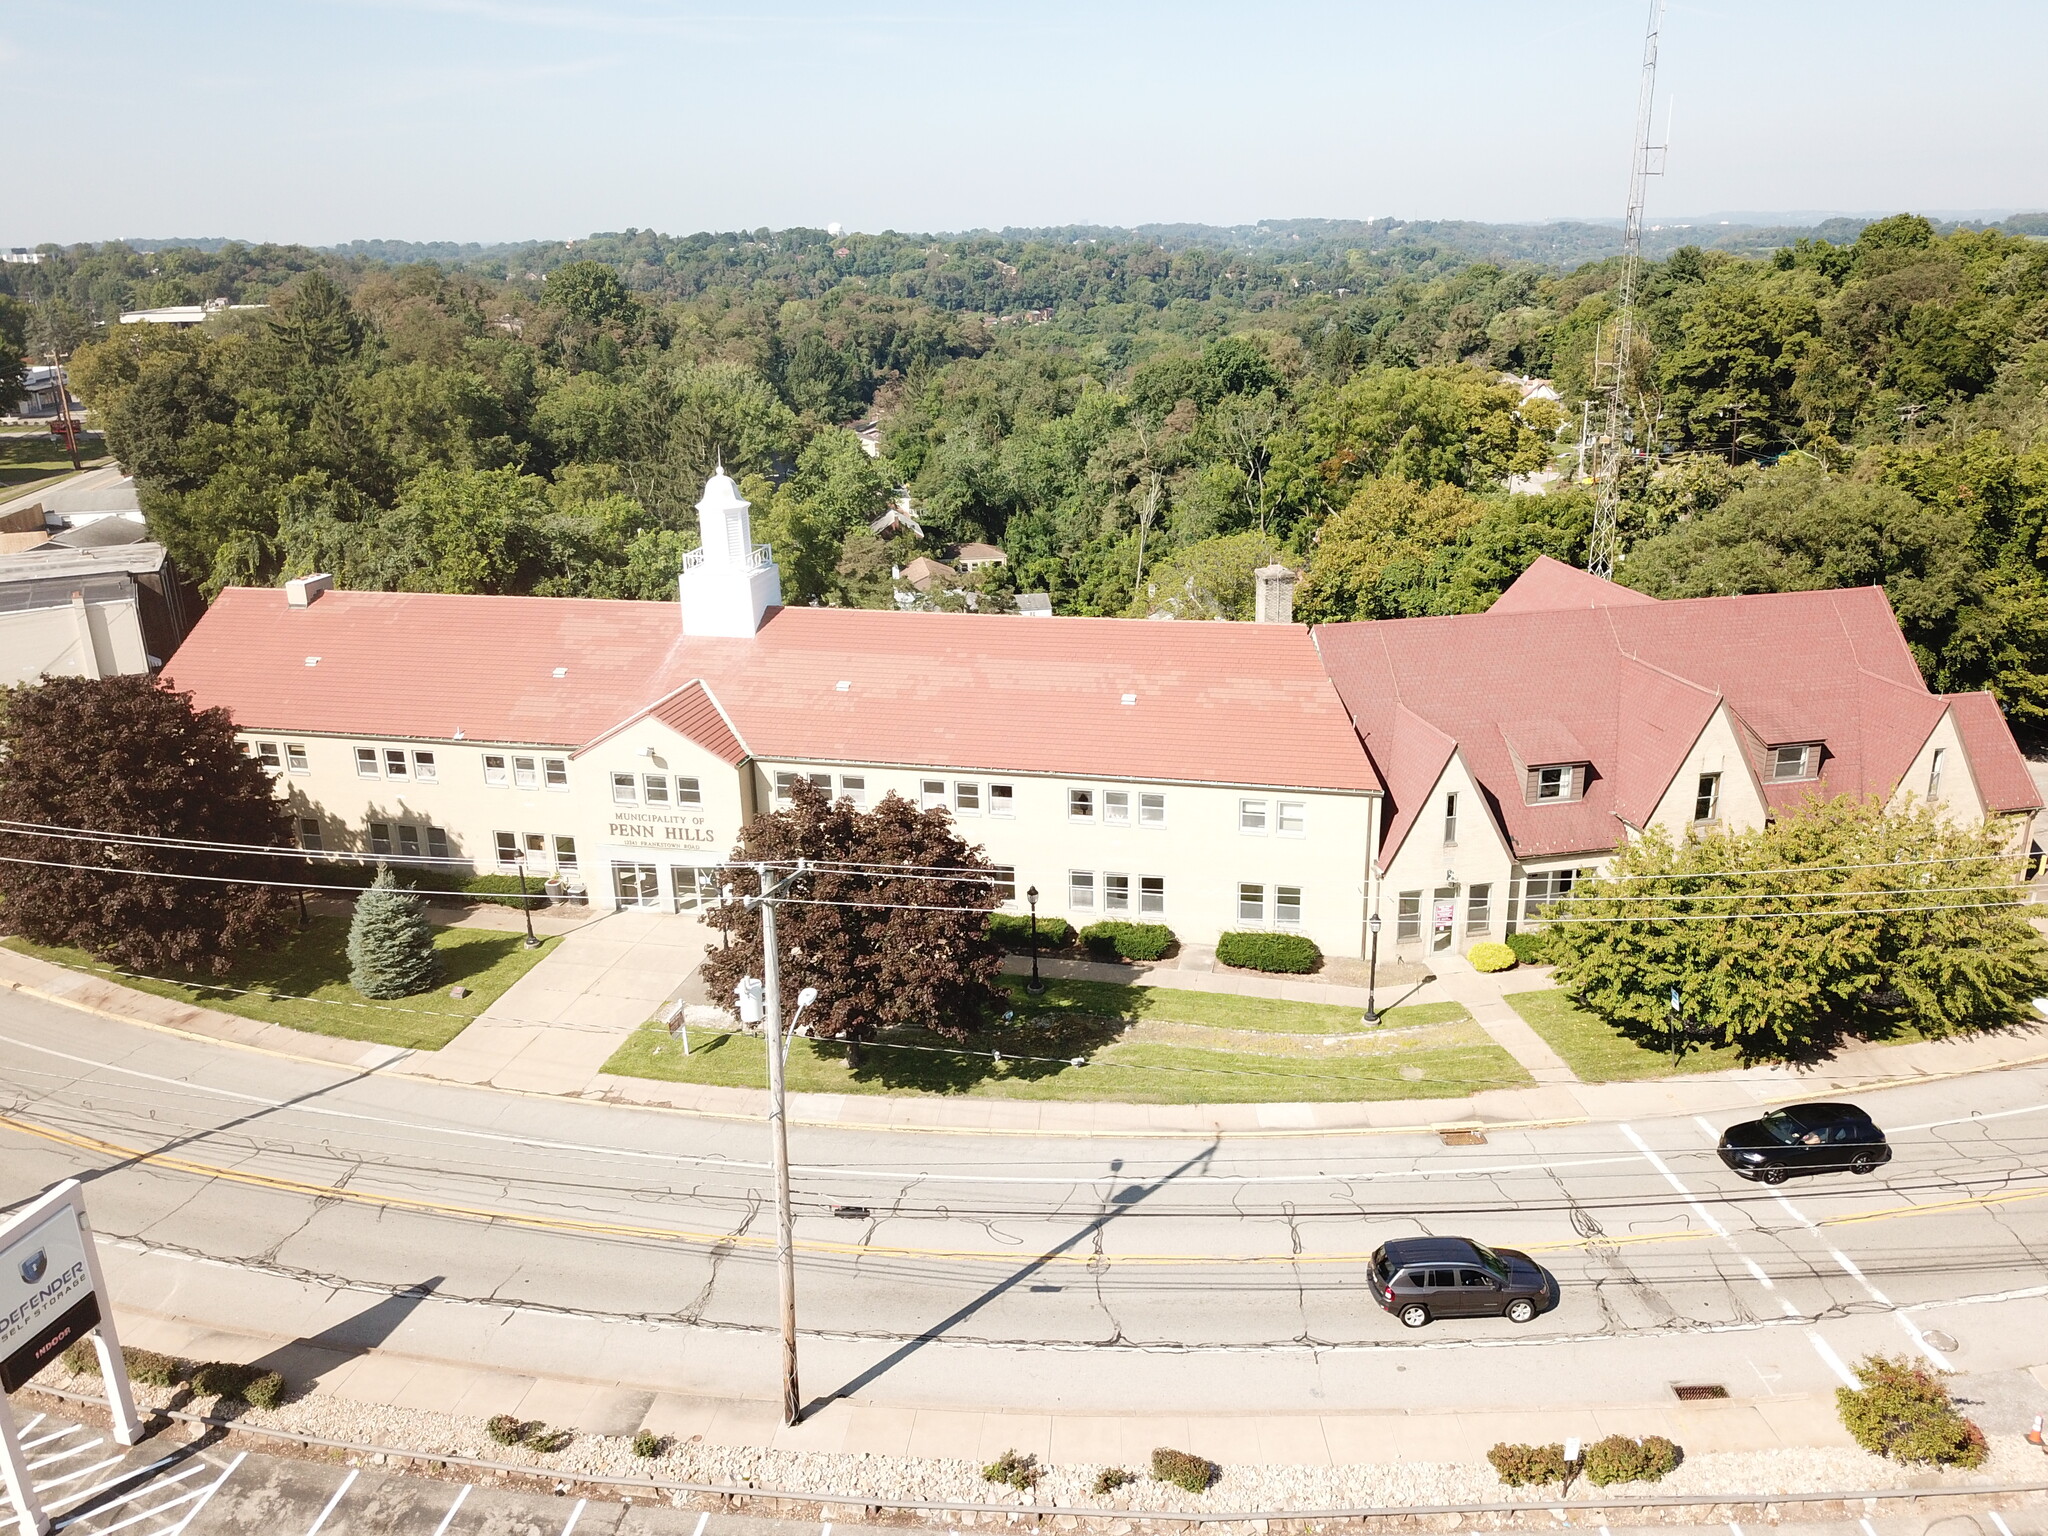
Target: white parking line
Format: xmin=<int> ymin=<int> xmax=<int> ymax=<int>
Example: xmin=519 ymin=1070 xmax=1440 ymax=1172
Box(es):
xmin=689 ymin=1515 xmax=707 ymax=1536
xmin=54 ymin=1460 xmax=208 ymax=1529
xmin=430 ymin=1482 xmax=471 ymax=1536
xmin=1772 ymin=1186 xmax=1952 ymax=1369
xmin=559 ymin=1497 xmax=586 ymax=1536
xmin=1859 ymin=1520 xmax=1880 ymax=1536
xmin=1621 ymin=1123 xmax=1729 ymax=1236
xmin=23 ymin=1425 xmax=79 ymax=1452
xmin=159 ymin=1453 xmax=245 ymax=1536
xmin=1807 ymin=1331 xmax=1861 ymax=1388
xmin=36 ymin=1456 xmax=126 ymax=1493
xmin=1989 ymin=1513 xmax=2016 ymax=1536
xmin=31 ymin=1455 xmax=177 ymax=1514
xmin=30 ymin=1440 xmax=108 ymax=1473
xmin=304 ymin=1468 xmax=357 ymax=1536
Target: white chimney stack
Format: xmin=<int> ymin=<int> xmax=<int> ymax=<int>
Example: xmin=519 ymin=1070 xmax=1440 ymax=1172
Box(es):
xmin=679 ymin=468 xmax=782 ymax=637
xmin=285 ymin=573 xmax=333 ymax=608
xmin=1254 ymin=564 xmax=1298 ymax=624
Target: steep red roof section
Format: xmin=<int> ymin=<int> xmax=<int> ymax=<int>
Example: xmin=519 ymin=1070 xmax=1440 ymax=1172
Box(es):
xmin=578 ymin=679 xmax=749 ymax=765
xmin=1487 ymin=555 xmax=1660 ymax=615
xmin=1316 ymin=585 xmax=2012 ymax=863
xmin=164 ymin=590 xmax=1378 ymax=793
xmin=1944 ymin=692 xmax=2043 ymax=813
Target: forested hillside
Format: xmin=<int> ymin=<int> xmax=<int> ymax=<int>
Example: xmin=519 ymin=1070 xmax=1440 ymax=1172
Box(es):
xmin=5 ymin=213 xmax=2046 ymax=738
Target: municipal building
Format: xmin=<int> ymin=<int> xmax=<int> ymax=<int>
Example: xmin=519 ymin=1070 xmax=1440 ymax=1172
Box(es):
xmin=162 ymin=471 xmax=2042 ymax=965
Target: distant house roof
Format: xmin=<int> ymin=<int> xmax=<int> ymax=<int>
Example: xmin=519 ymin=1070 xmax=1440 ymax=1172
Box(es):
xmin=870 ymin=495 xmax=923 ymax=540
xmin=954 ymin=542 xmax=1006 ymax=566
xmin=163 ymin=591 xmax=1380 ymax=793
xmin=1317 ymin=559 xmax=2028 ymax=866
xmin=0 ymin=542 xmax=169 ymax=585
xmin=1014 ymin=594 xmax=1053 ymax=618
xmin=897 ymin=556 xmax=955 ymax=593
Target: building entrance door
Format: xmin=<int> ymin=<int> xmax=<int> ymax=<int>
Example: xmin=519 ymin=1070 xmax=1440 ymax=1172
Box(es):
xmin=671 ymin=865 xmax=717 ymax=912
xmin=1431 ymin=887 xmax=1457 ymax=952
xmin=612 ymin=862 xmax=660 ymax=909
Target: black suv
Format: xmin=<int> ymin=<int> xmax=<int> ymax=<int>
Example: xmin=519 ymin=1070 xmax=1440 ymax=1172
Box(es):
xmin=1369 ymin=1236 xmax=1556 ymax=1329
xmin=1716 ymin=1102 xmax=1891 ymax=1183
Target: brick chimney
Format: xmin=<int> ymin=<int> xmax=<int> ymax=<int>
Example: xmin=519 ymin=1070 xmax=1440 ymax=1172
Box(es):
xmin=1254 ymin=564 xmax=1298 ymax=624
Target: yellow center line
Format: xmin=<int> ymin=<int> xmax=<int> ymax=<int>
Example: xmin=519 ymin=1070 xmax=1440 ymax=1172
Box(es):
xmin=6 ymin=1109 xmax=2046 ymax=1268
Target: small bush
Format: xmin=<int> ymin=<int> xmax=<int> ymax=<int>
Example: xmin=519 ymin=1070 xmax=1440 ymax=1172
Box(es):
xmin=455 ymin=873 xmax=549 ymax=908
xmin=1836 ymin=1354 xmax=1987 ymax=1468
xmin=1092 ymin=1467 xmax=1135 ymax=1496
xmin=1467 ymin=941 xmax=1517 ymax=973
xmin=1581 ymin=1434 xmax=1681 ymax=1486
xmin=1080 ymin=920 xmax=1176 ymax=961
xmin=1504 ymin=930 xmax=1554 ymax=965
xmin=180 ymin=1359 xmax=283 ymax=1406
xmin=1486 ymin=1442 xmax=1569 ymax=1487
xmin=61 ymin=1340 xmax=95 ymax=1375
xmin=982 ymin=1449 xmax=1041 ymax=1490
xmin=989 ymin=913 xmax=1072 ymax=952
xmin=127 ymin=1348 xmax=187 ymax=1388
xmin=528 ymin=1426 xmax=574 ymax=1454
xmin=1150 ymin=1447 xmax=1217 ymax=1493
xmin=486 ymin=1414 xmax=526 ymax=1445
xmin=1215 ymin=931 xmax=1322 ymax=974
xmin=632 ymin=1429 xmax=665 ymax=1458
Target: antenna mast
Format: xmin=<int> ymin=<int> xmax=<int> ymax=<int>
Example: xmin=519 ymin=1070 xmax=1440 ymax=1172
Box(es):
xmin=1583 ymin=0 xmax=1668 ymax=581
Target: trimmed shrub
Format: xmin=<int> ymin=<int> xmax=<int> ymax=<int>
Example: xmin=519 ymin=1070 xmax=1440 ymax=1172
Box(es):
xmin=348 ymin=865 xmax=441 ymax=999
xmin=529 ymin=1426 xmax=574 ymax=1454
xmin=60 ymin=1340 xmax=94 ymax=1375
xmin=62 ymin=1341 xmax=185 ymax=1385
xmin=1836 ymin=1354 xmax=1987 ymax=1467
xmin=1581 ymin=1434 xmax=1681 ymax=1486
xmin=983 ymin=1449 xmax=1041 ymax=1490
xmin=1467 ymin=941 xmax=1517 ymax=973
xmin=1504 ymin=930 xmax=1554 ymax=965
xmin=243 ymin=1370 xmax=288 ymax=1409
xmin=989 ymin=913 xmax=1072 ymax=952
xmin=631 ymin=1429 xmax=666 ymax=1458
xmin=456 ymin=873 xmax=548 ymax=908
xmin=1150 ymin=1447 xmax=1218 ymax=1493
xmin=1080 ymin=920 xmax=1176 ymax=962
xmin=1216 ymin=931 xmax=1321 ymax=974
xmin=1092 ymin=1467 xmax=1135 ymax=1495
xmin=486 ymin=1414 xmax=525 ymax=1445
xmin=187 ymin=1360 xmax=284 ymax=1407
xmin=1486 ymin=1442 xmax=1569 ymax=1487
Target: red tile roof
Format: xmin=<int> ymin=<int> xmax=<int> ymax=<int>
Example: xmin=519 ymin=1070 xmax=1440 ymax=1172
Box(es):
xmin=163 ymin=590 xmax=1379 ymax=793
xmin=1316 ymin=581 xmax=2016 ymax=866
xmin=1943 ymin=691 xmax=2043 ymax=814
xmin=1486 ymin=555 xmax=1660 ymax=615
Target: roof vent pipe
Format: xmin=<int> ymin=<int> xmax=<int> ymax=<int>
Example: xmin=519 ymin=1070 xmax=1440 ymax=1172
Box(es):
xmin=285 ymin=573 xmax=333 ymax=608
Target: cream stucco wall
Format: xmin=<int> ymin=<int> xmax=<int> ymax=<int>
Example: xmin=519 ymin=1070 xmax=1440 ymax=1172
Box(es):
xmin=1642 ymin=704 xmax=1772 ymax=841
xmin=1886 ymin=712 xmax=1984 ymax=824
xmin=1375 ymin=751 xmax=1520 ymax=965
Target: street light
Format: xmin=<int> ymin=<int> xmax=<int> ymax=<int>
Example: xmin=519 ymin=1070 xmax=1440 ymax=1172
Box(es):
xmin=513 ymin=853 xmax=540 ymax=948
xmin=1025 ymin=884 xmax=1045 ymax=994
xmin=1363 ymin=912 xmax=1383 ymax=1026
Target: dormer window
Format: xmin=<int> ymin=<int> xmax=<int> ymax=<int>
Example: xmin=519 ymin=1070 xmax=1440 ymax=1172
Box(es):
xmin=1770 ymin=743 xmax=1820 ymax=782
xmin=1524 ymin=763 xmax=1587 ymax=805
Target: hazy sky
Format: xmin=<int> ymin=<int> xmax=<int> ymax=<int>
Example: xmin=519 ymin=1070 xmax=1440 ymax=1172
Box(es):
xmin=10 ymin=1 xmax=2046 ymax=246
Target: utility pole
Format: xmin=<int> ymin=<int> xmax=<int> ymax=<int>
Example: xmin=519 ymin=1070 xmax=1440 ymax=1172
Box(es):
xmin=744 ymin=860 xmax=808 ymax=1425
xmin=1581 ymin=0 xmax=1669 ymax=581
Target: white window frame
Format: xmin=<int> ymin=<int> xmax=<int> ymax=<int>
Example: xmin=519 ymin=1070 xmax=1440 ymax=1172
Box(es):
xmin=1104 ymin=872 xmax=1131 ymax=912
xmin=356 ymin=747 xmax=380 ymax=779
xmin=412 ymin=749 xmax=438 ymax=783
xmin=384 ymin=748 xmax=410 ymax=780
xmin=297 ymin=817 xmax=323 ymax=851
xmin=921 ymin=779 xmax=947 ymax=811
xmin=1139 ymin=875 xmax=1165 ymax=914
xmin=494 ymin=831 xmax=518 ymax=869
xmin=1770 ymin=743 xmax=1818 ymax=782
xmin=1103 ymin=790 xmax=1131 ymax=826
xmin=1277 ymin=800 xmax=1305 ymax=837
xmin=644 ymin=773 xmax=670 ymax=805
xmin=483 ymin=753 xmax=508 ymax=785
xmin=1535 ymin=765 xmax=1572 ymax=802
xmin=1275 ymin=885 xmax=1303 ymax=928
xmin=1693 ymin=772 xmax=1721 ymax=823
xmin=955 ymin=782 xmax=981 ymax=815
xmin=676 ymin=776 xmax=702 ymax=806
xmin=396 ymin=824 xmax=420 ymax=859
xmin=553 ymin=834 xmax=578 ymax=870
xmin=1239 ymin=798 xmax=1268 ymax=835
xmin=544 ymin=757 xmax=569 ymax=790
xmin=256 ymin=741 xmax=282 ymax=771
xmin=1238 ymin=882 xmax=1266 ymax=923
xmin=426 ymin=825 xmax=448 ymax=860
xmin=840 ymin=774 xmax=867 ymax=809
xmin=523 ymin=832 xmax=548 ymax=865
xmin=285 ymin=743 xmax=309 ymax=772
xmin=1928 ymin=747 xmax=1946 ymax=799
xmin=1442 ymin=791 xmax=1458 ymax=846
xmin=1068 ymin=869 xmax=1096 ymax=910
xmin=512 ymin=755 xmax=539 ymax=789
xmin=1465 ymin=882 xmax=1492 ymax=936
xmin=989 ymin=783 xmax=1015 ymax=817
xmin=1139 ymin=791 xmax=1166 ymax=828
xmin=369 ymin=821 xmax=392 ymax=856
xmin=612 ymin=772 xmax=639 ymax=804
xmin=990 ymin=865 xmax=1017 ymax=901
xmin=1396 ymin=890 xmax=1422 ymax=943
xmin=775 ymin=771 xmax=800 ymax=801
xmin=1068 ymin=787 xmax=1095 ymax=822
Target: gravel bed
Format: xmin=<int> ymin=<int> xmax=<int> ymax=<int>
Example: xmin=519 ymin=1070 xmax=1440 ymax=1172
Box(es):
xmin=32 ymin=1362 xmax=2046 ymax=1514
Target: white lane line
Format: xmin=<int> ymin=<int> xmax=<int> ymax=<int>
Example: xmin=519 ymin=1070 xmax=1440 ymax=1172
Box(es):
xmin=1807 ymin=1331 xmax=1861 ymax=1388
xmin=1620 ymin=1123 xmax=1729 ymax=1237
xmin=1739 ymin=1257 xmax=1775 ymax=1289
xmin=1773 ymin=1188 xmax=1952 ymax=1367
xmin=159 ymin=1452 xmax=245 ymax=1536
xmin=1827 ymin=1245 xmax=1891 ymax=1305
xmin=431 ymin=1482 xmax=471 ymax=1536
xmin=303 ymin=1468 xmax=357 ymax=1536
xmin=1770 ymin=1193 xmax=1815 ymax=1228
xmin=559 ymin=1498 xmax=586 ymax=1536
xmin=0 ymin=1030 xmax=1645 ymax=1186
xmin=1896 ymin=1103 xmax=2048 ymax=1133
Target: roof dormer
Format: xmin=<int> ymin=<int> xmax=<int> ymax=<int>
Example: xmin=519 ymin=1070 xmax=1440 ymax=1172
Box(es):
xmin=1500 ymin=720 xmax=1593 ymax=806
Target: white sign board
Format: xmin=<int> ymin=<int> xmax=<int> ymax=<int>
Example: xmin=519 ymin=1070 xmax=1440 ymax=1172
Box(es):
xmin=0 ymin=1205 xmax=96 ymax=1392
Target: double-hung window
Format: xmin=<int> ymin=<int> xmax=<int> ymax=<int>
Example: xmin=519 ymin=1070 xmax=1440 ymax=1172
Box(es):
xmin=297 ymin=817 xmax=323 ymax=851
xmin=1239 ymin=883 xmax=1266 ymax=923
xmin=1104 ymin=791 xmax=1131 ymax=826
xmin=1139 ymin=875 xmax=1165 ymax=914
xmin=644 ymin=774 xmax=670 ymax=805
xmin=412 ymin=750 xmax=438 ymax=782
xmin=1693 ymin=773 xmax=1721 ymax=823
xmin=1442 ymin=792 xmax=1458 ymax=846
xmin=955 ymin=782 xmax=981 ymax=814
xmin=512 ymin=756 xmax=539 ymax=789
xmin=1771 ymin=743 xmax=1818 ymax=781
xmin=397 ymin=824 xmax=420 ymax=858
xmin=355 ymin=747 xmax=380 ymax=779
xmin=426 ymin=826 xmax=449 ymax=860
xmin=483 ymin=754 xmax=509 ymax=785
xmin=553 ymin=835 xmax=577 ymax=870
xmin=494 ymin=831 xmax=518 ymax=868
xmin=1139 ymin=792 xmax=1166 ymax=827
xmin=1068 ymin=788 xmax=1095 ymax=821
xmin=1275 ymin=886 xmax=1303 ymax=927
xmin=256 ymin=742 xmax=282 ymax=771
xmin=544 ymin=757 xmax=568 ymax=790
xmin=1927 ymin=748 xmax=1946 ymax=800
xmin=840 ymin=775 xmax=867 ymax=808
xmin=1068 ymin=869 xmax=1096 ymax=909
xmin=285 ymin=743 xmax=309 ymax=772
xmin=1522 ymin=868 xmax=1579 ymax=920
xmin=989 ymin=866 xmax=1017 ymax=901
xmin=1239 ymin=799 xmax=1268 ymax=834
xmin=989 ymin=784 xmax=1015 ymax=817
xmin=1278 ymin=801 xmax=1305 ymax=836
xmin=775 ymin=772 xmax=799 ymax=801
xmin=384 ymin=748 xmax=409 ymax=779
xmin=922 ymin=779 xmax=947 ymax=810
xmin=612 ymin=772 xmax=638 ymax=805
xmin=1104 ymin=873 xmax=1131 ymax=911
xmin=1466 ymin=883 xmax=1492 ymax=935
xmin=369 ymin=821 xmax=392 ymax=856
xmin=676 ymin=776 xmax=702 ymax=805
xmin=1396 ymin=890 xmax=1422 ymax=943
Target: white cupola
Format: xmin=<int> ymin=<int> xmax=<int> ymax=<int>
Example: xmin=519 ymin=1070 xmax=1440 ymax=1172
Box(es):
xmin=679 ymin=465 xmax=782 ymax=637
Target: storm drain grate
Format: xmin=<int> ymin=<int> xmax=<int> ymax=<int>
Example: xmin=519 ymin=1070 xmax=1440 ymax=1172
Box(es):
xmin=830 ymin=1205 xmax=872 ymax=1220
xmin=1438 ymin=1127 xmax=1487 ymax=1146
xmin=1672 ymin=1383 xmax=1730 ymax=1400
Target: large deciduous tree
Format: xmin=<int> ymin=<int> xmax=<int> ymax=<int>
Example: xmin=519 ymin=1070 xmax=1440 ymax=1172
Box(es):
xmin=699 ymin=781 xmax=1005 ymax=1047
xmin=0 ymin=676 xmax=297 ymax=975
xmin=1546 ymin=798 xmax=2048 ymax=1061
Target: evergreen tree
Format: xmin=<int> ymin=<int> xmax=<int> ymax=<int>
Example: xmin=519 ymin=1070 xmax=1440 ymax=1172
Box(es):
xmin=347 ymin=865 xmax=441 ymax=999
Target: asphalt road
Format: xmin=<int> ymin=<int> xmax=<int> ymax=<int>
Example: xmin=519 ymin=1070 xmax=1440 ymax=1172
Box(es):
xmin=3 ymin=991 xmax=2048 ymax=1416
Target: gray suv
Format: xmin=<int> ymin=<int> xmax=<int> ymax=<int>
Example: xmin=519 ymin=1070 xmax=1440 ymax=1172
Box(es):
xmin=1370 ymin=1236 xmax=1556 ymax=1328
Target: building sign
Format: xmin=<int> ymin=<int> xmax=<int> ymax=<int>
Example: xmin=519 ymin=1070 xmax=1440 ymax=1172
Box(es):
xmin=1432 ymin=900 xmax=1456 ymax=934
xmin=0 ymin=1204 xmax=96 ymax=1394
xmin=607 ymin=812 xmax=719 ymax=852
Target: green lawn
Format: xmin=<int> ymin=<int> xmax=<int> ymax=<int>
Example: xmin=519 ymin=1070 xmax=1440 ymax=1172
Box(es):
xmin=5 ymin=915 xmax=558 ymax=1051
xmin=1507 ymin=988 xmax=1745 ymax=1082
xmin=0 ymin=432 xmax=108 ymax=495
xmin=602 ymin=979 xmax=1528 ymax=1104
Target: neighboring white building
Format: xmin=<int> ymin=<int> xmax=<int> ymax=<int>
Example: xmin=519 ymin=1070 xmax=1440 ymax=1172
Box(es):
xmin=164 ymin=473 xmax=1381 ymax=955
xmin=0 ymin=543 xmax=198 ymax=685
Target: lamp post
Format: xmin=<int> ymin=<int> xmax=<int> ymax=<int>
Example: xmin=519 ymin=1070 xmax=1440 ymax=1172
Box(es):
xmin=1363 ymin=913 xmax=1383 ymax=1026
xmin=1025 ymin=884 xmax=1045 ymax=994
xmin=513 ymin=853 xmax=539 ymax=948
